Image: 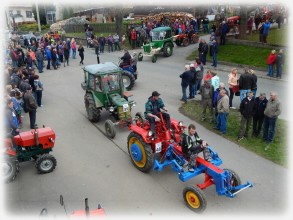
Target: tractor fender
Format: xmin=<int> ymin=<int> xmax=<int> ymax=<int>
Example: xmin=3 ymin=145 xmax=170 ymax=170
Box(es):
xmin=128 ymin=124 xmax=151 ymax=143
xmin=86 ymin=91 xmax=103 ymax=108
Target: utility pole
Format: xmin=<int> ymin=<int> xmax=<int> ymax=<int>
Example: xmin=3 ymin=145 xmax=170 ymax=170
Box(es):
xmin=35 ymin=1 xmax=41 ymax=32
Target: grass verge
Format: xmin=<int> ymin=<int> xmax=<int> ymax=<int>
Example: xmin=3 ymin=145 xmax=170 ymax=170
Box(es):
xmin=179 ymin=100 xmax=288 ymax=167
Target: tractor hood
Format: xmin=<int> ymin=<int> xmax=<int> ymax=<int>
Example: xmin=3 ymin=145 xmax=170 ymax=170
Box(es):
xmin=109 ymin=93 xmax=128 ymax=106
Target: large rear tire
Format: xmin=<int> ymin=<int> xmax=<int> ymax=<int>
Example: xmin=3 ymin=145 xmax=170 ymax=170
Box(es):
xmin=122 ymin=71 xmax=135 ymax=91
xmin=35 ymin=154 xmax=57 ymax=174
xmin=3 ymin=156 xmax=19 ymax=183
xmin=127 ymin=132 xmax=153 ymax=173
xmin=85 ymin=93 xmax=101 ymax=122
xmin=163 ymin=42 xmax=173 ymax=57
xmin=183 ymin=185 xmax=207 ymax=213
xmin=105 ymin=119 xmax=116 ymax=139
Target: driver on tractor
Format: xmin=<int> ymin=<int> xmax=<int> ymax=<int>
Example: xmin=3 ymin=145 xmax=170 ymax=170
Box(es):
xmin=144 ymin=91 xmax=171 ymax=139
xmin=181 ymin=123 xmax=212 ymax=172
xmin=119 ymin=49 xmax=131 ymax=68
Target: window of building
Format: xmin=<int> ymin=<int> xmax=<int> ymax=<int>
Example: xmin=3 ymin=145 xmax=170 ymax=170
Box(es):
xmin=26 ymin=11 xmax=32 ymax=18
xmin=16 ymin=10 xmax=21 ymax=15
xmin=47 ymin=11 xmax=56 ymax=22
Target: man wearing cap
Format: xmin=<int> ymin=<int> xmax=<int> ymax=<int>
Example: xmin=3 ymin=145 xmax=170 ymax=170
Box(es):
xmin=23 ymin=86 xmax=38 ymax=129
xmin=145 ymin=91 xmax=171 ymax=138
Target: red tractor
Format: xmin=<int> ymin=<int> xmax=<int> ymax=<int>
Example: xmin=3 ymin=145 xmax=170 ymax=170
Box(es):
xmin=174 ymin=33 xmax=199 ymax=47
xmin=3 ymin=127 xmax=57 ymax=183
xmin=127 ymin=111 xmax=186 ymax=172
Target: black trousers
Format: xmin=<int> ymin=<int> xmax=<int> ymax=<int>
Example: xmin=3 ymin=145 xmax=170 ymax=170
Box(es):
xmin=147 ymin=112 xmax=171 ymax=134
xmin=253 ymin=115 xmax=264 ymax=136
xmin=29 ymin=110 xmax=36 ymax=129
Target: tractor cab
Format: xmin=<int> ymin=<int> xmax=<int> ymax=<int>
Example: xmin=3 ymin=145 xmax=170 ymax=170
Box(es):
xmin=81 ymin=62 xmax=136 ymax=138
xmin=140 ymin=27 xmax=174 ymax=63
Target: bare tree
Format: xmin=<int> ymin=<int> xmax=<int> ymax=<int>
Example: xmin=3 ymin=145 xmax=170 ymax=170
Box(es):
xmin=108 ymin=6 xmax=131 ymax=37
xmin=239 ymin=6 xmax=248 ymax=39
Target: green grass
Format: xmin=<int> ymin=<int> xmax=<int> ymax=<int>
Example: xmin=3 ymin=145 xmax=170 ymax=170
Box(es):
xmin=187 ymin=24 xmax=288 ymax=69
xmin=180 ymin=100 xmax=288 ymax=167
xmin=244 ymin=24 xmax=288 ymax=46
xmin=187 ymin=44 xmax=272 ymax=68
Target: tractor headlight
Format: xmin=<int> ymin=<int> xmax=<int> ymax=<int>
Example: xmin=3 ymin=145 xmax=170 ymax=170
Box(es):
xmin=147 ymin=131 xmax=153 ymax=137
xmin=178 ymin=121 xmax=183 ymax=126
xmin=109 ymin=106 xmax=115 ymax=112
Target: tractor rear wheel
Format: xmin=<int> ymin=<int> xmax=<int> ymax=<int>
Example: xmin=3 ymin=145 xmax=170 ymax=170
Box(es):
xmin=191 ymin=35 xmax=199 ymax=44
xmin=138 ymin=52 xmax=143 ymax=61
xmin=183 ymin=185 xmax=207 ymax=213
xmin=105 ymin=119 xmax=116 ymax=139
xmin=182 ymin=38 xmax=189 ymax=47
xmin=85 ymin=93 xmax=101 ymax=122
xmin=127 ymin=132 xmax=153 ymax=173
xmin=151 ymin=54 xmax=157 ymax=63
xmin=163 ymin=42 xmax=173 ymax=57
xmin=35 ymin=154 xmax=57 ymax=174
xmin=3 ymin=156 xmax=19 ymax=183
xmin=122 ymin=71 xmax=135 ymax=91
xmin=224 ymin=168 xmax=242 ymax=193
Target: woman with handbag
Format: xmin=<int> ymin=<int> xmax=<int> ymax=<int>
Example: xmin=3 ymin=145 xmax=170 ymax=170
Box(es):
xmin=228 ymin=68 xmax=239 ymax=109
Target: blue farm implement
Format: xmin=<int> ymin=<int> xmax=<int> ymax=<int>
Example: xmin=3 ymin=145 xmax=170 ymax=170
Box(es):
xmin=153 ymin=144 xmax=253 ymax=213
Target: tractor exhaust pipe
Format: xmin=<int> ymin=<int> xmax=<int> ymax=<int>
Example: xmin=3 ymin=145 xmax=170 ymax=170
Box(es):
xmin=85 ymin=198 xmax=90 ymax=217
xmin=34 ymin=127 xmax=39 ymax=146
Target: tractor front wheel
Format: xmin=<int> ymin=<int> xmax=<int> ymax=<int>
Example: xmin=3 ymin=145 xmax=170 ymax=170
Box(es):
xmin=35 ymin=154 xmax=57 ymax=174
xmin=85 ymin=93 xmax=101 ymax=122
xmin=183 ymin=38 xmax=189 ymax=47
xmin=122 ymin=71 xmax=135 ymax=91
xmin=163 ymin=42 xmax=173 ymax=57
xmin=152 ymin=54 xmax=157 ymax=63
xmin=175 ymin=39 xmax=181 ymax=46
xmin=183 ymin=185 xmax=207 ymax=213
xmin=3 ymin=156 xmax=19 ymax=183
xmin=105 ymin=119 xmax=116 ymax=139
xmin=127 ymin=132 xmax=153 ymax=173
xmin=138 ymin=52 xmax=143 ymax=61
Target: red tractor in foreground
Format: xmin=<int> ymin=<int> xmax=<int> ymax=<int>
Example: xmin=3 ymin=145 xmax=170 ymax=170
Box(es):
xmin=173 ymin=33 xmax=199 ymax=47
xmin=3 ymin=127 xmax=57 ymax=183
xmin=127 ymin=111 xmax=186 ymax=172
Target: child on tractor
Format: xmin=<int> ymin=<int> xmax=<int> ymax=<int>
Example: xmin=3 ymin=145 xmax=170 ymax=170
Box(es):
xmin=181 ymin=123 xmax=212 ymax=172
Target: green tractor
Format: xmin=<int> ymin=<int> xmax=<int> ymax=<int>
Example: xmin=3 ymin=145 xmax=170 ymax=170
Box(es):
xmin=81 ymin=62 xmax=136 ymax=138
xmin=138 ymin=27 xmax=174 ymax=63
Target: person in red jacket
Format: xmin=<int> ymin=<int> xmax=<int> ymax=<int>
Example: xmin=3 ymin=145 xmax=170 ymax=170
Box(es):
xmin=266 ymin=50 xmax=276 ymax=77
xmin=130 ymin=29 xmax=137 ymax=49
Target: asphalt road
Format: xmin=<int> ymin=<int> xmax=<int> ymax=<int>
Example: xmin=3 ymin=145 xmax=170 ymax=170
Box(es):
xmin=4 ymin=41 xmax=290 ymax=218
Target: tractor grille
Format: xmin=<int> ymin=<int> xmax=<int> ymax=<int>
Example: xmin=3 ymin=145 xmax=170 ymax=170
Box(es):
xmin=118 ymin=105 xmax=131 ymax=119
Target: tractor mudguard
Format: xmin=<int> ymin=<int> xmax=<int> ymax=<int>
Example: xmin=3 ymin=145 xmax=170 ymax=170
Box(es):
xmin=128 ymin=124 xmax=151 ymax=143
xmin=87 ymin=91 xmax=103 ymax=108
